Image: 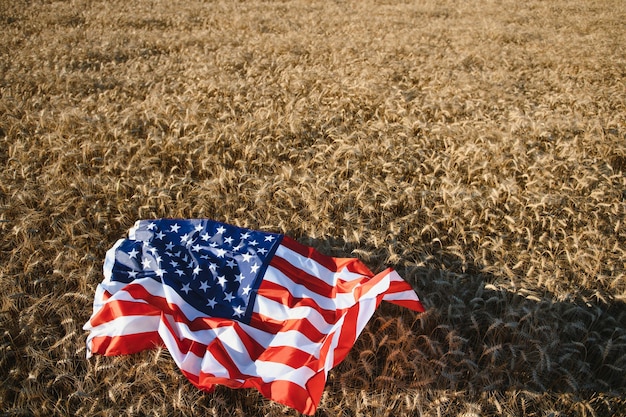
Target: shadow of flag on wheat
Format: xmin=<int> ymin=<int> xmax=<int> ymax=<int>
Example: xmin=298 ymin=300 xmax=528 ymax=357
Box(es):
xmin=83 ymin=219 xmax=424 ymax=415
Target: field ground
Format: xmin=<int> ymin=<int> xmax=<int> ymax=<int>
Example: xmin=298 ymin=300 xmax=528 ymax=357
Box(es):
xmin=1 ymin=0 xmax=625 ymax=415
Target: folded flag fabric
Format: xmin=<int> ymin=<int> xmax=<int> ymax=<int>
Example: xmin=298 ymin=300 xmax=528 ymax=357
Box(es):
xmin=84 ymin=219 xmax=424 ymax=415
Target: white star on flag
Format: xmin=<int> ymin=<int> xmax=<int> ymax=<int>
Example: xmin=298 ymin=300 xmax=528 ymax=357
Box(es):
xmin=233 ymin=305 xmax=244 ymax=317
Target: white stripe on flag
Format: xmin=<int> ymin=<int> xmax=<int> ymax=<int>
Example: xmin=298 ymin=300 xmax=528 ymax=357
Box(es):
xmin=253 ymin=294 xmax=334 ymax=328
xmin=275 ymin=245 xmax=365 ymax=283
xmin=263 ymin=265 xmax=357 ymax=309
xmin=86 ymin=315 xmax=161 ymax=357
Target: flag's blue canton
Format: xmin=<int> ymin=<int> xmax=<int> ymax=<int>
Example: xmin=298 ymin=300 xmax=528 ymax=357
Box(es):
xmin=110 ymin=219 xmax=283 ymax=324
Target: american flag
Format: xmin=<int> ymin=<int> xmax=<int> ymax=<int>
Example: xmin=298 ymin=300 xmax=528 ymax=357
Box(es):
xmin=84 ymin=219 xmax=424 ymax=415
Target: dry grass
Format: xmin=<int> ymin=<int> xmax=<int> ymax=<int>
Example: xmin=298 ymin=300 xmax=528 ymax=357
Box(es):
xmin=1 ymin=0 xmax=625 ymax=415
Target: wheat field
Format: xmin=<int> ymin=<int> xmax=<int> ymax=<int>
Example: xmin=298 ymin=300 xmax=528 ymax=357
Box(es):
xmin=1 ymin=0 xmax=625 ymax=415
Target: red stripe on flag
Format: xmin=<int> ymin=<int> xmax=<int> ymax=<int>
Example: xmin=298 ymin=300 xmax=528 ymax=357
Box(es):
xmin=249 ymin=312 xmax=326 ymax=342
xmin=386 ymin=298 xmax=425 ymax=311
xmin=330 ymin=302 xmax=360 ymax=368
xmin=89 ymin=299 xmax=160 ymax=327
xmin=257 ymin=345 xmax=320 ymax=370
xmin=387 ymin=279 xmax=414 ymax=293
xmin=90 ymin=332 xmax=164 ymax=356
